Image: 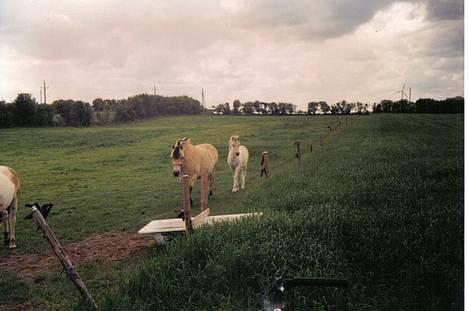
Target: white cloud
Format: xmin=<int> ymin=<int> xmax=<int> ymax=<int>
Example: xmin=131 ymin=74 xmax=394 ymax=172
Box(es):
xmin=0 ymin=0 xmax=463 ymax=109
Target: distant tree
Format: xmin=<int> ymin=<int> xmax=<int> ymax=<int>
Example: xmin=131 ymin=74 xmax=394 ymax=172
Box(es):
xmin=213 ymin=104 xmax=225 ymax=114
xmin=13 ymin=93 xmax=37 ymax=126
xmin=319 ymin=102 xmax=330 ymax=114
xmin=253 ymin=101 xmax=262 ymax=114
xmin=0 ymin=101 xmax=15 ymax=128
xmin=373 ymin=102 xmax=382 ymax=113
xmin=232 ymin=100 xmax=241 ymax=114
xmin=51 ymin=99 xmax=92 ymax=127
xmin=269 ymin=102 xmax=279 ymax=114
xmin=241 ymin=102 xmax=255 ymax=114
xmin=36 ymin=104 xmax=54 ymax=126
xmin=92 ymin=98 xmax=104 ymax=111
xmin=415 ymin=97 xmax=463 ymax=113
xmin=115 ymin=103 xmax=132 ymax=122
xmin=223 ymin=102 xmax=231 ymax=115
xmin=307 ymin=102 xmax=319 ymax=114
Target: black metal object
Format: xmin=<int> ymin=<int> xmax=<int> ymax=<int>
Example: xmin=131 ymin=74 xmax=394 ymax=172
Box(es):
xmin=262 ymin=276 xmax=349 ymax=311
xmin=24 ymin=203 xmax=54 ymax=231
xmin=260 ymin=155 xmax=266 ymax=177
xmin=175 ymin=209 xmax=185 ymax=220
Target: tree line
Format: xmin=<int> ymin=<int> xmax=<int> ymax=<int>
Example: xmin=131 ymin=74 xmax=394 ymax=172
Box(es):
xmin=372 ymin=97 xmax=464 ymax=113
xmin=307 ymin=100 xmax=369 ymax=115
xmin=213 ymin=100 xmax=297 ymax=115
xmin=0 ymin=93 xmax=463 ymax=128
xmin=212 ymin=99 xmax=370 ymax=115
xmin=0 ymin=93 xmax=202 ymax=128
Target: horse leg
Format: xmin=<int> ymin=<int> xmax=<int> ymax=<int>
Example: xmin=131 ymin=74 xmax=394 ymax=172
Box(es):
xmin=241 ymin=166 xmax=247 ymax=190
xmin=232 ymin=168 xmax=240 ymax=193
xmin=189 ymin=186 xmax=193 ymax=207
xmin=231 ymin=168 xmax=236 ymax=192
xmin=7 ymin=196 xmax=17 ymax=248
xmin=2 ymin=211 xmax=9 ymax=247
xmin=209 ymin=173 xmax=215 ymax=196
xmin=189 ymin=176 xmax=197 ymax=207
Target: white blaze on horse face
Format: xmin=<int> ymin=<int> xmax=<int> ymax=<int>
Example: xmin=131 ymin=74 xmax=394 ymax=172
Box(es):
xmin=171 ymin=143 xmax=185 ymax=177
xmin=230 ymin=136 xmax=241 ymax=156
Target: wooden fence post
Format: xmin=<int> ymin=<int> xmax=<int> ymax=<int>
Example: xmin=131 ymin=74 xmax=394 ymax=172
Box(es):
xmin=261 ymin=151 xmax=270 ymax=178
xmin=31 ymin=206 xmax=97 ymax=309
xmin=294 ymin=140 xmax=301 ymax=165
xmin=200 ymin=170 xmax=209 ymax=211
xmin=181 ymin=175 xmax=193 ymax=237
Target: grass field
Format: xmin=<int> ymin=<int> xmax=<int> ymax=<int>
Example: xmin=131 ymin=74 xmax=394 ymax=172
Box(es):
xmin=0 ymin=114 xmax=463 ymax=310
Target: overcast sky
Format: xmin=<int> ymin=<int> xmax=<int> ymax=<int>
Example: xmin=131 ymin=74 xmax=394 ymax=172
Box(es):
xmin=0 ymin=0 xmax=464 ymax=109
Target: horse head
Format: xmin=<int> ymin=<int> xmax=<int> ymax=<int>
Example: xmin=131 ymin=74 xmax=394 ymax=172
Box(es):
xmin=171 ymin=137 xmax=192 ymax=177
xmin=229 ymin=135 xmax=241 ymax=156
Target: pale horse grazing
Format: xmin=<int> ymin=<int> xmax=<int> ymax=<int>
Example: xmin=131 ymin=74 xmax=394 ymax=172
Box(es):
xmin=0 ymin=166 xmax=20 ymax=248
xmin=227 ymin=135 xmax=249 ymax=193
xmin=170 ymin=137 xmax=219 ymax=205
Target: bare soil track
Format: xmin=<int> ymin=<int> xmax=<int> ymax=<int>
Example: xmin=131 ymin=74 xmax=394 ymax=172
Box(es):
xmin=0 ymin=231 xmax=153 ymax=280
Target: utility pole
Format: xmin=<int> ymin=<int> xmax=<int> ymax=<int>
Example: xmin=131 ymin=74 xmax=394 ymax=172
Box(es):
xmin=40 ymin=87 xmax=43 ymax=104
xmin=409 ymin=88 xmax=412 ymax=103
xmin=43 ymin=81 xmax=48 ymax=105
xmin=201 ymin=88 xmax=206 ymax=109
xmin=153 ymin=83 xmax=156 ymax=96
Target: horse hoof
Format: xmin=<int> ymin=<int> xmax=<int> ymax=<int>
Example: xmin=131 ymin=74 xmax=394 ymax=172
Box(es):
xmin=232 ymin=189 xmax=239 ymax=193
xmin=8 ymin=242 xmax=16 ymax=249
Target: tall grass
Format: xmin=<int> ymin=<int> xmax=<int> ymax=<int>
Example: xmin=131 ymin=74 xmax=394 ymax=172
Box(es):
xmin=89 ymin=114 xmax=463 ymax=310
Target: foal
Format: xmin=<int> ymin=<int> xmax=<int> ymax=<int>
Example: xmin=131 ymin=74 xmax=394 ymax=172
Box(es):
xmin=227 ymin=136 xmax=249 ymax=193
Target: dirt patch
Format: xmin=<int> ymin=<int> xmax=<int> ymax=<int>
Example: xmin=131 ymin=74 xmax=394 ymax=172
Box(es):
xmin=0 ymin=301 xmax=44 ymax=311
xmin=0 ymin=231 xmax=153 ymax=280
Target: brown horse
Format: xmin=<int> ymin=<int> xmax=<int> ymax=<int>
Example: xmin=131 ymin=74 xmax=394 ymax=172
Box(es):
xmin=170 ymin=137 xmax=218 ymax=204
xmin=0 ymin=166 xmax=20 ymax=248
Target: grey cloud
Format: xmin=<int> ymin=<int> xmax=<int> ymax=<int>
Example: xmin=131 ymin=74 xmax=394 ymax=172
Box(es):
xmin=425 ymin=0 xmax=463 ymax=21
xmin=223 ymin=0 xmax=396 ymax=39
xmin=0 ymin=1 xmax=464 ymax=106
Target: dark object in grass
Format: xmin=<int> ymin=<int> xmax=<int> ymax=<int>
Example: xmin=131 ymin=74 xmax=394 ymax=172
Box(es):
xmin=24 ymin=203 xmax=54 ymax=231
xmin=175 ymin=209 xmax=185 ymax=220
xmin=261 ymin=277 xmax=349 ymax=311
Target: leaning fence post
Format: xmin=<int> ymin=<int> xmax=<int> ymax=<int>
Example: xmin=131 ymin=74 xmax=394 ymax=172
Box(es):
xmin=200 ymin=170 xmax=209 ymax=211
xmin=294 ymin=140 xmax=301 ymax=165
xmin=31 ymin=206 xmax=97 ymax=309
xmin=181 ymin=175 xmax=193 ymax=237
xmin=261 ymin=151 xmax=270 ymax=178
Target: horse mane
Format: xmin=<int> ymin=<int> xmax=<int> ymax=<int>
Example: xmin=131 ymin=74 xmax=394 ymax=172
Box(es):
xmin=173 ymin=146 xmax=181 ymax=159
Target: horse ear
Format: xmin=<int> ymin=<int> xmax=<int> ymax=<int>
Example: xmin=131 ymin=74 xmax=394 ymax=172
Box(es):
xmin=178 ymin=137 xmax=191 ymax=146
xmin=171 ymin=145 xmax=175 ymax=149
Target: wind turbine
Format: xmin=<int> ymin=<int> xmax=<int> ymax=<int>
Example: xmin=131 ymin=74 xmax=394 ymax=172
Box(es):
xmin=395 ymin=82 xmax=408 ymax=101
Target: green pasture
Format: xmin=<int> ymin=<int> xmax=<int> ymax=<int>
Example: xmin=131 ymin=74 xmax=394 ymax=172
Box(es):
xmin=0 ymin=114 xmax=463 ymax=310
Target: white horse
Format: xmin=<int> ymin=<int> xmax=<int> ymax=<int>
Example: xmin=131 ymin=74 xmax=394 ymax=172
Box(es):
xmin=0 ymin=166 xmax=20 ymax=248
xmin=227 ymin=135 xmax=249 ymax=193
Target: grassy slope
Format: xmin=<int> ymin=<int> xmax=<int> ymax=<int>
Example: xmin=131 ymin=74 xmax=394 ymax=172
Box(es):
xmin=1 ymin=115 xmax=340 ymax=309
xmin=88 ymin=114 xmax=462 ymax=310
xmin=1 ymin=115 xmax=336 ymax=253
